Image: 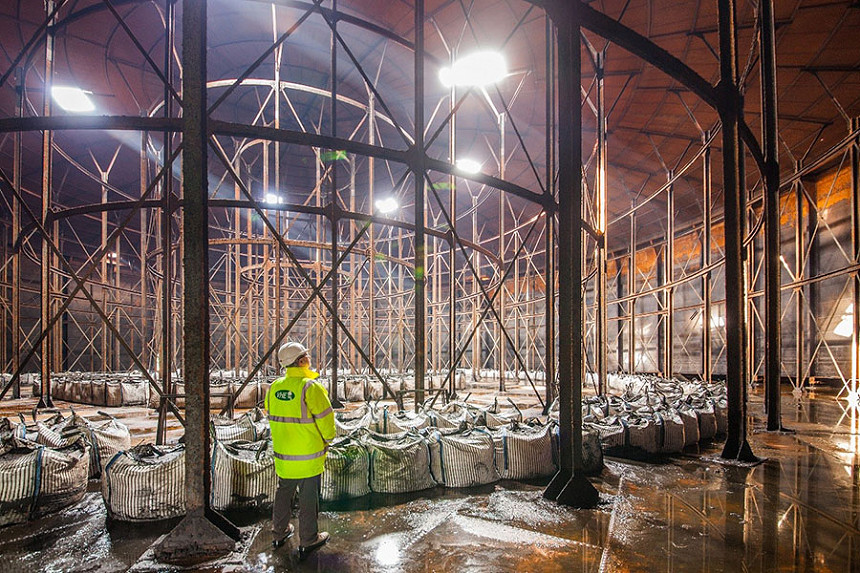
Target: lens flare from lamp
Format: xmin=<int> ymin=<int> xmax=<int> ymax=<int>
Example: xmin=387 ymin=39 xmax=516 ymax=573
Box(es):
xmin=51 ymin=86 xmax=95 ymax=112
xmin=455 ymin=158 xmax=482 ymax=174
xmin=439 ymin=51 xmax=507 ymax=88
xmin=375 ymin=197 xmax=398 ymax=214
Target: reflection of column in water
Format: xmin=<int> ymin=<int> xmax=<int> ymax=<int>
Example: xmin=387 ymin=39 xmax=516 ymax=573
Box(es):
xmin=762 ymin=460 xmax=781 ymax=568
xmin=723 ymin=465 xmax=752 ymax=571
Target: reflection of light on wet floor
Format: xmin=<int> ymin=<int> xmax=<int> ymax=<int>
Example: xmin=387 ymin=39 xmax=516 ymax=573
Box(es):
xmin=373 ymin=536 xmax=401 ymax=568
xmin=452 ymin=515 xmax=597 ymax=549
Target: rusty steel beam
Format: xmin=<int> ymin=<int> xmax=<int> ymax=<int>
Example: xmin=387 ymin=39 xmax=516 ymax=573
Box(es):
xmin=154 ymin=0 xmax=239 ymax=563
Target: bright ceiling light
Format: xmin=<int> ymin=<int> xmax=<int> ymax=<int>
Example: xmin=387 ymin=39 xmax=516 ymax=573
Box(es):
xmin=455 ymin=158 xmax=482 ymax=174
xmin=264 ymin=192 xmax=283 ymax=204
xmin=375 ymin=197 xmax=398 ymax=214
xmin=439 ymin=51 xmax=507 ymax=88
xmin=51 ymin=86 xmax=95 ymax=112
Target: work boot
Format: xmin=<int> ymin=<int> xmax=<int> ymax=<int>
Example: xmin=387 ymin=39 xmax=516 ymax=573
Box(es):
xmin=298 ymin=531 xmax=329 ymax=557
xmin=272 ymin=523 xmax=294 ymax=548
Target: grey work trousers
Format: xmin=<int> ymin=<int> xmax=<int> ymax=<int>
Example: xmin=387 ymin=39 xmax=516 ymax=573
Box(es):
xmin=272 ymin=473 xmax=321 ymax=545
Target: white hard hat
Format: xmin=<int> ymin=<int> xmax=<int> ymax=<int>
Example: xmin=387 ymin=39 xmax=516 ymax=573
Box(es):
xmin=278 ymin=341 xmax=309 ymax=367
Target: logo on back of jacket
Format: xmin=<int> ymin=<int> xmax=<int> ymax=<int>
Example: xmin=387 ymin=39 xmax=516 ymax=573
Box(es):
xmin=275 ymin=390 xmax=296 ymax=401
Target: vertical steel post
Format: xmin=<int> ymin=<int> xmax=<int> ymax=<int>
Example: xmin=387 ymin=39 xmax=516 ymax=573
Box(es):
xmin=368 ymin=94 xmax=376 ymax=369
xmin=629 ymin=211 xmax=636 ymax=373
xmin=140 ymin=132 xmax=149 ymax=369
xmin=666 ymin=179 xmax=674 ymax=377
xmin=38 ymin=0 xmax=56 ymax=409
xmin=544 ymin=0 xmax=599 ymax=507
xmin=101 ymin=173 xmax=109 ymax=370
xmin=718 ymin=0 xmax=757 ymax=461
xmin=596 ymin=51 xmax=608 ymax=394
xmin=499 ymin=113 xmax=507 ymax=390
xmin=157 ymin=0 xmax=175 ymax=444
xmin=449 ymin=71 xmax=457 ymax=398
xmin=11 ymin=68 xmax=23 ymax=398
xmin=543 ymin=15 xmax=556 ymax=412
xmin=852 ymin=117 xmax=860 ymax=421
xmin=414 ymin=0 xmax=426 ymax=409
xmin=329 ymin=0 xmax=342 ymax=406
xmin=703 ymin=141 xmax=712 ymax=382
xmin=761 ymin=0 xmax=782 ymax=429
xmin=155 ymin=0 xmax=238 ymax=561
xmin=795 ymin=170 xmax=803 ymax=391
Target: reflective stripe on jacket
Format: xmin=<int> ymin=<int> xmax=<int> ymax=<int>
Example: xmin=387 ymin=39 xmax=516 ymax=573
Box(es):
xmin=265 ymin=366 xmax=336 ymax=479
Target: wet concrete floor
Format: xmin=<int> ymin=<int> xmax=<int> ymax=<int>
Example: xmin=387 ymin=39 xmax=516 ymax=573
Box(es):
xmin=2 ymin=386 xmax=859 ymax=572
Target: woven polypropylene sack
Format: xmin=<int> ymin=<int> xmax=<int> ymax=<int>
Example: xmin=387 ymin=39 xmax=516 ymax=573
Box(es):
xmin=551 ymin=424 xmax=603 ymax=475
xmin=233 ymin=381 xmax=259 ymax=409
xmin=335 ymin=404 xmax=377 ymax=437
xmin=427 ymin=429 xmax=498 ymax=488
xmin=212 ymin=414 xmax=257 ymax=442
xmin=211 ymin=440 xmax=276 ymax=510
xmin=712 ymin=397 xmax=728 ymax=434
xmin=248 ymin=408 xmax=270 ymax=440
xmin=690 ymin=399 xmax=717 ymax=440
xmin=384 ymin=410 xmax=430 ymax=434
xmin=654 ymin=412 xmax=686 ymax=453
xmin=344 ymin=379 xmax=365 ymax=402
xmin=584 ymin=417 xmax=627 ymax=450
xmin=676 ymin=406 xmax=700 ymax=447
xmin=626 ymin=416 xmax=660 ymax=453
xmin=491 ymin=423 xmax=555 ymax=480
xmin=102 ymin=444 xmax=185 ymax=522
xmin=0 ymin=442 xmax=40 ymax=526
xmin=34 ymin=442 xmax=89 ymax=519
xmin=322 ymin=436 xmax=371 ymax=500
xmin=87 ymin=418 xmax=132 ymax=477
xmin=362 ymin=432 xmax=435 ymax=494
xmin=120 ymin=381 xmax=149 ymax=406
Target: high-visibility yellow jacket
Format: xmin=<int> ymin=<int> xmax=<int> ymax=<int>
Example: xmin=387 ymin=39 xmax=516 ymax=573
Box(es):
xmin=265 ymin=366 xmax=336 ymax=479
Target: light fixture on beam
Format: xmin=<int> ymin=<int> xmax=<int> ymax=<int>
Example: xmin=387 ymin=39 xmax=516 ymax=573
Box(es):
xmin=375 ymin=197 xmax=398 ymax=214
xmin=51 ymin=86 xmax=95 ymax=112
xmin=455 ymin=158 xmax=482 ymax=174
xmin=439 ymin=51 xmax=507 ymax=88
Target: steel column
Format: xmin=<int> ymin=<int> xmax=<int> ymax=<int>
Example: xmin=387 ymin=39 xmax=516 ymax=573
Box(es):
xmin=155 ymin=0 xmax=238 ymax=560
xmin=629 ymin=210 xmax=636 ymax=373
xmin=11 ymin=68 xmax=23 ymax=399
xmin=543 ymin=14 xmax=556 ymax=413
xmin=703 ymin=142 xmax=712 ymax=382
xmin=157 ymin=0 xmax=176 ymax=445
xmin=544 ymin=0 xmax=599 ymax=507
xmin=665 ymin=181 xmax=674 ymax=377
xmin=38 ymin=0 xmax=56 ymax=409
xmin=718 ymin=0 xmax=757 ymax=462
xmin=596 ymin=51 xmax=607 ymax=394
xmin=852 ymin=117 xmax=859 ymax=420
xmin=795 ymin=171 xmax=803 ymax=391
xmin=329 ymin=0 xmax=342 ymax=407
xmin=761 ymin=0 xmax=782 ymax=429
xmin=414 ymin=0 xmax=426 ymax=409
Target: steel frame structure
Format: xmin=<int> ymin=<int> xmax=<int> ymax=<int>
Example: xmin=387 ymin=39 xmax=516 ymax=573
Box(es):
xmin=0 ymin=0 xmax=856 ymax=534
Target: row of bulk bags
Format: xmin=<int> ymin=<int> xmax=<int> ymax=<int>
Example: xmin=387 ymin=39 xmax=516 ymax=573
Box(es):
xmin=147 ymin=380 xmax=266 ymax=410
xmin=0 ymin=420 xmax=89 ymax=527
xmin=549 ymin=424 xmax=604 ymax=475
xmin=51 ymin=377 xmax=150 ymax=406
xmin=15 ymin=411 xmax=131 ymax=478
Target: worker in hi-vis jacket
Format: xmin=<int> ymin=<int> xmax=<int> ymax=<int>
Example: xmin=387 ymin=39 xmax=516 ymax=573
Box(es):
xmin=266 ymin=341 xmax=336 ymax=556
